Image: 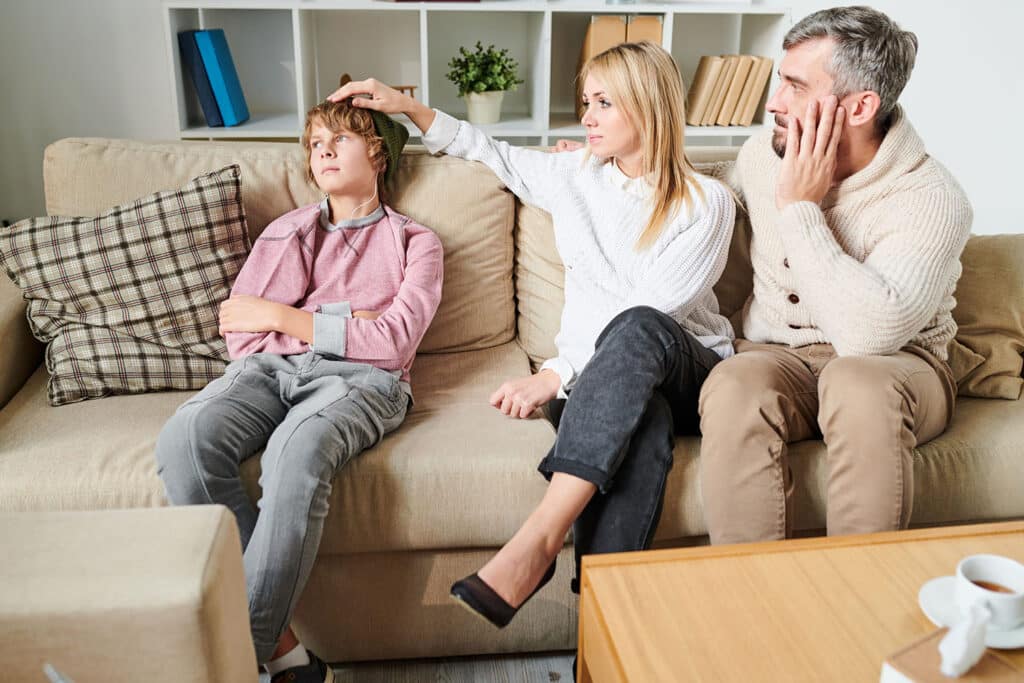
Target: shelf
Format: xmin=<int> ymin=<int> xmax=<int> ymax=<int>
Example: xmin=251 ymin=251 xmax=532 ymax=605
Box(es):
xmin=180 ymin=112 xmax=300 ymax=138
xmin=548 ymin=114 xmax=766 ymax=138
xmin=164 ymin=1 xmax=790 ymax=144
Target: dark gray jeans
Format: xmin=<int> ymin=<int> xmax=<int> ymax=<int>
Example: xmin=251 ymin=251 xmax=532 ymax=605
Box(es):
xmin=538 ymin=306 xmax=723 ymax=592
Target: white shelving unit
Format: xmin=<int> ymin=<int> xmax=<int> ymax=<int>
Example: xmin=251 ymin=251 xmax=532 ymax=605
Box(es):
xmin=163 ymin=0 xmax=791 ymax=146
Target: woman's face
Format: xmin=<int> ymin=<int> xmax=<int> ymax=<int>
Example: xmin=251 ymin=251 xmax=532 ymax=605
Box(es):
xmin=580 ymin=74 xmax=641 ymax=168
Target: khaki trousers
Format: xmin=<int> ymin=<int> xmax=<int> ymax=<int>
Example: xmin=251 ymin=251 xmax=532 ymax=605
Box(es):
xmin=698 ymin=340 xmax=956 ymax=544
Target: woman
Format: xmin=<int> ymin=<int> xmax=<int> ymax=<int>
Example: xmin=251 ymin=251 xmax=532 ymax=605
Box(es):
xmin=329 ymin=41 xmax=735 ymax=628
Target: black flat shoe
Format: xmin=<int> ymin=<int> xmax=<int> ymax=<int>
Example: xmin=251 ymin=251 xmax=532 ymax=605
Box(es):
xmin=450 ymin=559 xmax=557 ymax=628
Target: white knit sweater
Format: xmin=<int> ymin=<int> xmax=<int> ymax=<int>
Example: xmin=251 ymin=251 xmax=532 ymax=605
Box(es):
xmin=732 ymin=106 xmax=972 ymax=360
xmin=422 ymin=111 xmax=736 ymax=395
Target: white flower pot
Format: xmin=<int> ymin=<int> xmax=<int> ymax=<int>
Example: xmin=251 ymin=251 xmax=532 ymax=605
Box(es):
xmin=464 ymin=91 xmax=505 ymax=125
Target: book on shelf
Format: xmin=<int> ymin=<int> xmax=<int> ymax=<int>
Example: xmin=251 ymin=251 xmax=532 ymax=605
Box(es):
xmin=701 ymin=54 xmax=738 ymax=126
xmin=716 ymin=54 xmax=755 ymax=126
xmin=193 ymin=29 xmax=250 ymax=127
xmin=581 ymin=15 xmax=627 ymax=63
xmin=576 ymin=15 xmax=628 ymax=118
xmin=687 ymin=53 xmax=773 ymax=127
xmin=177 ymin=30 xmax=223 ymax=127
xmin=625 ymin=15 xmax=662 ymax=44
xmin=733 ymin=56 xmax=773 ymax=126
xmin=685 ymin=55 xmax=723 ymax=126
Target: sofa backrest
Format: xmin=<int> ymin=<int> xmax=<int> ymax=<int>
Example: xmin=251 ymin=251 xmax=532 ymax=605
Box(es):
xmin=42 ymin=138 xmax=515 ymax=354
xmin=40 ymin=138 xmax=1023 ymax=401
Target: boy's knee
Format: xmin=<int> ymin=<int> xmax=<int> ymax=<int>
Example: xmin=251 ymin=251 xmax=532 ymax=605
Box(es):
xmin=154 ymin=407 xmax=213 ymax=505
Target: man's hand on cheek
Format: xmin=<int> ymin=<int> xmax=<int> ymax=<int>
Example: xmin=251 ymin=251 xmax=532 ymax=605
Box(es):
xmin=775 ymin=95 xmax=845 ymax=211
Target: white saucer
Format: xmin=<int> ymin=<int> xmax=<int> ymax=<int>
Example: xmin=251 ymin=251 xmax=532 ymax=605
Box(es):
xmin=918 ymin=575 xmax=1024 ymax=649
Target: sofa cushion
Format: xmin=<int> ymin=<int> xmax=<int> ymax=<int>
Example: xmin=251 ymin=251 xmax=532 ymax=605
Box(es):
xmin=6 ymin=345 xmax=1021 ymax=549
xmin=0 ymin=275 xmax=42 ymax=410
xmin=0 ymin=342 xmax=556 ymax=555
xmin=654 ymin=395 xmax=1024 ymax=540
xmin=390 ymin=153 xmax=515 ymax=353
xmin=0 ymin=165 xmax=249 ymax=405
xmin=947 ymin=234 xmax=1024 ymax=400
xmin=43 ymin=138 xmax=515 ymax=355
xmin=0 ymin=507 xmax=256 ymax=682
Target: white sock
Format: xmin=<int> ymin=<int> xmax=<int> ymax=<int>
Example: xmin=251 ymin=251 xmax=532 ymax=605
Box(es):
xmin=265 ymin=643 xmax=310 ymax=675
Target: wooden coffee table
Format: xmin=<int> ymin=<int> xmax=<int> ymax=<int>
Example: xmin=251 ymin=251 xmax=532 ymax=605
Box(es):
xmin=578 ymin=521 xmax=1024 ymax=681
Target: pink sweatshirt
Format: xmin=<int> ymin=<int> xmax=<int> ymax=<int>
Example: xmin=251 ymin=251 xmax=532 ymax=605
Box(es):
xmin=225 ymin=202 xmax=443 ymax=383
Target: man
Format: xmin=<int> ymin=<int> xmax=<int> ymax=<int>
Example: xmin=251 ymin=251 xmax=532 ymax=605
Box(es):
xmin=698 ymin=6 xmax=972 ymax=543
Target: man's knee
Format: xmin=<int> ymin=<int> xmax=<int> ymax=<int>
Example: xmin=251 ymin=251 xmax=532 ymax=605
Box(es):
xmin=699 ymin=353 xmax=782 ymax=419
xmin=818 ymin=356 xmax=902 ymax=420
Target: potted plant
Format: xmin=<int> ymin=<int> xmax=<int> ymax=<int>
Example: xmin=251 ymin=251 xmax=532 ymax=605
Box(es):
xmin=446 ymin=41 xmax=524 ymax=125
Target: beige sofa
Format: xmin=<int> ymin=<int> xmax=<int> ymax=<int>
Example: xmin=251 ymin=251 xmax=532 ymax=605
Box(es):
xmin=1 ymin=138 xmax=1022 ymax=663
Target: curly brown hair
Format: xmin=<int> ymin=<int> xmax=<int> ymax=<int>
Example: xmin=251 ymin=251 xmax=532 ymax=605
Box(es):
xmin=302 ymin=100 xmax=388 ymax=196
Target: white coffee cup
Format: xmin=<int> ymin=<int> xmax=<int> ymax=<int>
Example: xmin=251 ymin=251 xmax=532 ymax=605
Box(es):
xmin=954 ymin=554 xmax=1024 ymax=631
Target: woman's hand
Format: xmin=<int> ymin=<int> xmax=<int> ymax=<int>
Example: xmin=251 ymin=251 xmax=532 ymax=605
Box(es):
xmin=552 ymin=139 xmax=585 ymax=153
xmin=219 ymin=295 xmax=283 ymax=334
xmin=489 ymin=369 xmax=562 ymax=419
xmin=326 ymin=78 xmax=436 ymax=133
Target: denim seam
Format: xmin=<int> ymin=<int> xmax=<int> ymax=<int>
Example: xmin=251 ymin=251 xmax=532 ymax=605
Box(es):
xmin=181 ymin=356 xmax=251 ymax=506
xmin=260 ymin=410 xmax=337 ymax=656
xmin=634 ymin=453 xmax=670 ymax=551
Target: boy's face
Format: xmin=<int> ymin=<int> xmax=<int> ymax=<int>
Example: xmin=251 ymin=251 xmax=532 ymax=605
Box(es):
xmin=308 ymin=119 xmax=378 ymax=196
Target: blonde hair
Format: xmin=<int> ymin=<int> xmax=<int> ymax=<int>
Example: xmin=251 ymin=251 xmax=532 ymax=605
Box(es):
xmin=301 ymin=100 xmax=389 ymax=198
xmin=580 ymin=41 xmax=705 ymax=250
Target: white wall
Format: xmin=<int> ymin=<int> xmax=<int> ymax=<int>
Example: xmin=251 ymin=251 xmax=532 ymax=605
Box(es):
xmin=1 ymin=0 xmax=1021 ymax=234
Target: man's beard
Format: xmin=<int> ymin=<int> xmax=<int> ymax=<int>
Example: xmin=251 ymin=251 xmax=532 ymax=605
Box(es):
xmin=771 ymin=114 xmax=787 ymax=158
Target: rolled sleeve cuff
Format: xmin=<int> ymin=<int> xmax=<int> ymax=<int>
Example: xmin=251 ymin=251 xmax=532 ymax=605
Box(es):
xmin=313 ymin=311 xmax=348 ymax=358
xmin=421 ymin=110 xmax=460 ymax=155
xmin=318 ymin=301 xmax=352 ymax=318
xmin=540 ymin=357 xmax=576 ymax=400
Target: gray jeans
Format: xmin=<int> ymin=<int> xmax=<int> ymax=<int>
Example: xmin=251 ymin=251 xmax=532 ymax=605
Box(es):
xmin=155 ymin=352 xmax=409 ymax=663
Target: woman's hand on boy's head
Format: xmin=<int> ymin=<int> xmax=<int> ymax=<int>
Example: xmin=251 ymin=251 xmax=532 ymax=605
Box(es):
xmin=326 ymin=78 xmax=407 ymax=114
xmin=328 ymin=77 xmax=436 ymax=134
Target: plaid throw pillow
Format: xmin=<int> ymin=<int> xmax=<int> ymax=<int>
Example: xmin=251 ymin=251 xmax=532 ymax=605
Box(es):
xmin=0 ymin=165 xmax=250 ymax=406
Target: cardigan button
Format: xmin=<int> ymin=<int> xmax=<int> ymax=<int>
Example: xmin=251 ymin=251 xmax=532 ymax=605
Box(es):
xmin=788 ymin=293 xmax=800 ymax=304
xmin=783 ymin=258 xmax=790 ymax=268
xmin=789 ymin=324 xmax=801 ymax=329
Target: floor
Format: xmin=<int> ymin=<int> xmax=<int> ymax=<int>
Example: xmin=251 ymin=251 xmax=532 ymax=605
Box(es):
xmin=259 ymin=651 xmax=575 ymax=682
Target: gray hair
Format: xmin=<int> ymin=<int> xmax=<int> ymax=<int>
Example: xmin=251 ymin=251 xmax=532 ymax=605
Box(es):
xmin=783 ymin=6 xmax=918 ymax=128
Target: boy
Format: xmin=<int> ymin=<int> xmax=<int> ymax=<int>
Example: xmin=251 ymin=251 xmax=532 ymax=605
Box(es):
xmin=155 ymin=100 xmax=443 ymax=682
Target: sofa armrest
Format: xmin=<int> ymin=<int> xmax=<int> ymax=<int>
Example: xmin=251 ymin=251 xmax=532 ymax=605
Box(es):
xmin=0 ymin=275 xmax=43 ymax=409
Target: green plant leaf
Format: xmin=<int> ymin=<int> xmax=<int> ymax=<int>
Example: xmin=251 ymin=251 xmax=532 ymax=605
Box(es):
xmin=445 ymin=41 xmax=524 ymax=97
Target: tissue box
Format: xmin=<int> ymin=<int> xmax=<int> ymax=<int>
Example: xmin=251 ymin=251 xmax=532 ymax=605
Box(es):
xmin=881 ymin=628 xmax=1021 ymax=682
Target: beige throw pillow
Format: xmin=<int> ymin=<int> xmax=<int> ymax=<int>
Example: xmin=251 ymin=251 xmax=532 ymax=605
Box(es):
xmin=0 ymin=165 xmax=250 ymax=405
xmin=947 ymin=234 xmax=1024 ymax=400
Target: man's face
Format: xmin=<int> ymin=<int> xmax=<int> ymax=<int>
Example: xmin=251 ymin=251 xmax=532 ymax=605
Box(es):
xmin=765 ymin=37 xmax=837 ymax=158
xmin=308 ymin=120 xmax=378 ymax=196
